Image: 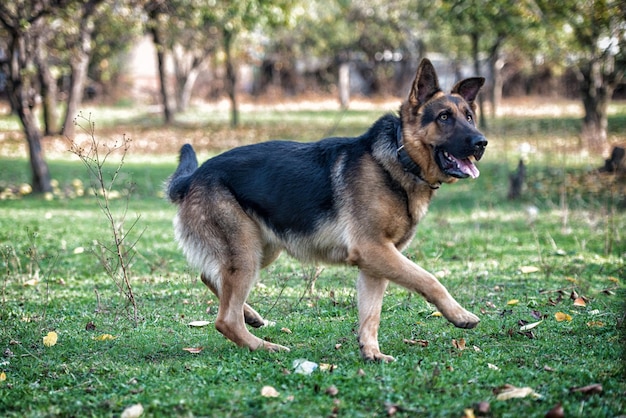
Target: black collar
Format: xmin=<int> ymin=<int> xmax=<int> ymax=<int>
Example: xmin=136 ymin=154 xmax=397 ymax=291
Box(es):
xmin=395 ymin=125 xmax=440 ymax=189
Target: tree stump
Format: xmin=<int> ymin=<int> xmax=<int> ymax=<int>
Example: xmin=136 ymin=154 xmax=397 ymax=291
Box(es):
xmin=600 ymin=146 xmax=625 ymax=174
xmin=508 ymin=159 xmax=526 ymax=200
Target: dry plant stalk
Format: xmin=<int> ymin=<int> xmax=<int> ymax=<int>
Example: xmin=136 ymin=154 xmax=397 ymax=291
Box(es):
xmin=68 ymin=112 xmax=141 ymax=325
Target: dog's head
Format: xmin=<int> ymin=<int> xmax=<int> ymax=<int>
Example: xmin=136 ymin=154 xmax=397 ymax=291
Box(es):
xmin=400 ymin=59 xmax=487 ymax=184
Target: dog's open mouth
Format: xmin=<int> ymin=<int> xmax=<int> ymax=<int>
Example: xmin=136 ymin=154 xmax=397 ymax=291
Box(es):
xmin=435 ymin=148 xmax=481 ymax=179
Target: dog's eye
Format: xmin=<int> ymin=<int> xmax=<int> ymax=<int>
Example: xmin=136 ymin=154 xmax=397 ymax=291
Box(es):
xmin=466 ymin=113 xmax=473 ymax=123
xmin=438 ymin=112 xmax=450 ymax=121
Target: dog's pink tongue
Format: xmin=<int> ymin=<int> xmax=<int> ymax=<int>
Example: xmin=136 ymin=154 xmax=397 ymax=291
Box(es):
xmin=458 ymin=158 xmax=480 ymax=178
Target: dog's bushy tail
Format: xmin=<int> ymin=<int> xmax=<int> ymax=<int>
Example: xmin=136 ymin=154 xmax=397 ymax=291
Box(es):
xmin=167 ymin=144 xmax=198 ymax=203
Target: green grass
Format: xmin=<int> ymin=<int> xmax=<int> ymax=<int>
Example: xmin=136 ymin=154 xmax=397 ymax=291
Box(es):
xmin=0 ymin=101 xmax=625 ymax=417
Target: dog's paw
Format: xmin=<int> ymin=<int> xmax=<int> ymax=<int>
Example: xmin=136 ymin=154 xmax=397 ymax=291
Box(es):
xmin=450 ymin=310 xmax=480 ymax=329
xmin=361 ymin=348 xmax=395 ymax=363
xmin=262 ymin=341 xmax=290 ymax=353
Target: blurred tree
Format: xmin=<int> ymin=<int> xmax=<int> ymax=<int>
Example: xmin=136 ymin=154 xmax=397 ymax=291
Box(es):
xmin=60 ymin=0 xmax=105 ymax=138
xmin=146 ymin=0 xmax=174 ymax=124
xmin=264 ymin=0 xmax=423 ymax=104
xmin=0 ymin=0 xmax=66 ymax=193
xmin=426 ymin=0 xmax=541 ymax=126
xmin=203 ymin=0 xmax=296 ymax=127
xmin=537 ymin=0 xmax=625 ymax=151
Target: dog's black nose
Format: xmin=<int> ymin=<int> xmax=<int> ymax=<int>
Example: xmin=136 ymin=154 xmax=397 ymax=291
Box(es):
xmin=470 ymin=135 xmax=487 ymax=160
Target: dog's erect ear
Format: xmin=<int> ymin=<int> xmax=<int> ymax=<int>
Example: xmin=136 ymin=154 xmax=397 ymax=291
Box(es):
xmin=409 ymin=58 xmax=441 ymax=108
xmin=451 ymin=77 xmax=485 ymax=108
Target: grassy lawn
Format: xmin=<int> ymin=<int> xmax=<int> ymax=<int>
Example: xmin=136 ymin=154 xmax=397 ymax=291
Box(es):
xmin=0 ymin=99 xmax=625 ymax=417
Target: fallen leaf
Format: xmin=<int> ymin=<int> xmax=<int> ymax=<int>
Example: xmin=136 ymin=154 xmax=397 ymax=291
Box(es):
xmin=182 ymin=347 xmax=203 ymax=354
xmin=544 ymin=365 xmax=555 ymax=372
xmin=188 ymin=320 xmax=211 ymax=327
xmin=43 ymin=331 xmax=58 ymax=347
xmin=473 ymin=345 xmax=481 ymax=352
xmin=520 ymin=266 xmax=540 ymax=274
xmin=325 ymin=385 xmax=339 ymax=396
xmin=545 ymin=403 xmax=564 ymax=418
xmin=586 ymin=321 xmax=604 ymax=327
xmin=430 ymin=311 xmax=442 ymax=317
xmin=452 ymin=338 xmax=466 ymax=351
xmin=335 ymin=343 xmax=342 ymax=350
xmin=488 ymin=363 xmax=500 ymax=371
xmin=608 ymin=276 xmax=620 ymax=284
xmin=475 ymin=401 xmax=490 ymax=415
xmin=570 ymin=383 xmax=602 ymax=395
xmin=120 ymin=403 xmax=144 ymax=418
xmin=496 ymin=385 xmax=542 ymax=400
xmin=570 ymin=290 xmax=579 ymax=300
xmin=463 ymin=408 xmax=476 ymax=418
xmin=280 ymin=327 xmax=292 ymax=334
xmin=520 ymin=320 xmax=543 ymax=331
xmin=403 ymin=338 xmax=429 ymax=347
xmin=530 ymin=310 xmax=544 ymax=320
xmin=93 ymin=334 xmax=117 ymax=341
xmin=24 ymin=278 xmax=40 ymax=287
xmin=261 ymin=385 xmax=280 ymax=397
xmin=573 ymin=297 xmax=586 ymax=307
xmin=506 ymin=299 xmax=519 ymax=306
xmin=0 ymin=372 xmax=6 ymax=381
xmin=565 ymin=277 xmax=577 ymax=283
xmin=319 ymin=363 xmax=337 ymax=372
xmin=554 ymin=312 xmax=572 ymax=322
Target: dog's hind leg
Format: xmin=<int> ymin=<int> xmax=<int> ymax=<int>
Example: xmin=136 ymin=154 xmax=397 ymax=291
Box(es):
xmin=201 ymin=273 xmax=266 ymax=328
xmin=356 ymin=272 xmax=394 ymax=362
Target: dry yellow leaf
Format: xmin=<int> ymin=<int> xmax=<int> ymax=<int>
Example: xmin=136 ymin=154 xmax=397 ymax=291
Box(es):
xmin=261 ymin=385 xmax=280 ymax=397
xmin=520 ymin=266 xmax=540 ymax=274
xmin=520 ymin=320 xmax=543 ymax=331
xmin=586 ymin=321 xmax=604 ymax=327
xmin=496 ymin=385 xmax=542 ymax=400
xmin=452 ymin=338 xmax=466 ymax=351
xmin=0 ymin=372 xmax=6 ymax=381
xmin=93 ymin=334 xmax=117 ymax=341
xmin=430 ymin=311 xmax=442 ymax=317
xmin=506 ymin=299 xmax=520 ymax=306
xmin=573 ymin=297 xmax=586 ymax=307
xmin=554 ymin=312 xmax=572 ymax=322
xmin=608 ymin=276 xmax=620 ymax=283
xmin=43 ymin=331 xmax=58 ymax=347
xmin=565 ymin=277 xmax=577 ymax=283
xmin=182 ymin=347 xmax=203 ymax=354
xmin=463 ymin=408 xmax=476 ymax=418
xmin=188 ymin=320 xmax=211 ymax=327
xmin=120 ymin=403 xmax=144 ymax=418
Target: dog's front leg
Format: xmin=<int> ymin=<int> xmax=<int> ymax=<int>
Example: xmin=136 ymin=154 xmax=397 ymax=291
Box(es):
xmin=357 ymin=243 xmax=480 ymax=330
xmin=356 ymin=272 xmax=394 ymax=362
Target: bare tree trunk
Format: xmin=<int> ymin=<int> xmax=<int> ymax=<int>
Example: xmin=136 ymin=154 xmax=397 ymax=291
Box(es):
xmin=172 ymin=46 xmax=207 ymax=113
xmin=470 ymin=33 xmax=487 ymax=129
xmin=338 ymin=62 xmax=350 ymax=109
xmin=149 ymin=24 xmax=173 ymax=124
xmin=488 ymin=37 xmax=504 ymax=119
xmin=34 ymin=25 xmax=59 ymax=135
xmin=61 ymin=0 xmax=102 ymax=138
xmin=7 ymin=34 xmax=52 ymax=193
xmin=578 ymin=60 xmax=612 ymax=152
xmin=62 ymin=47 xmax=90 ymax=138
xmin=224 ymin=30 xmax=239 ymax=128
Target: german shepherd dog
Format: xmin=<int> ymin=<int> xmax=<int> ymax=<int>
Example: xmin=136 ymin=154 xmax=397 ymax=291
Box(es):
xmin=167 ymin=59 xmax=487 ymax=361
